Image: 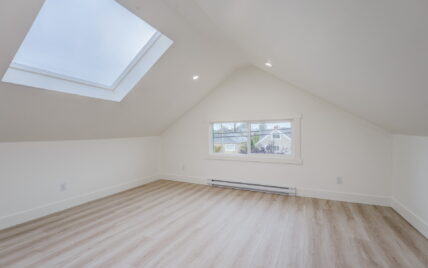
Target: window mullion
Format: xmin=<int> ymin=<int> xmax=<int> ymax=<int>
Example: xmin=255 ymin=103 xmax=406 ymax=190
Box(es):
xmin=247 ymin=121 xmax=251 ymax=155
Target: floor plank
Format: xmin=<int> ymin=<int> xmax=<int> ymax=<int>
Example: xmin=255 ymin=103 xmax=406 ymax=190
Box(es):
xmin=0 ymin=180 xmax=427 ymax=268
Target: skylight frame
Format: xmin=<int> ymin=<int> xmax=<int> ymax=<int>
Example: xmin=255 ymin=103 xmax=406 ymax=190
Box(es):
xmin=1 ymin=1 xmax=173 ymax=102
xmin=8 ymin=31 xmax=161 ymax=91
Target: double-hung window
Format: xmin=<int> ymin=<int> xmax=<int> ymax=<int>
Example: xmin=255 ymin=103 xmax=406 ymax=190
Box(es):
xmin=209 ymin=117 xmax=302 ymax=164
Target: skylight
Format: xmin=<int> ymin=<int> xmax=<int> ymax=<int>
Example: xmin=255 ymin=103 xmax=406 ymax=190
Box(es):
xmin=2 ymin=0 xmax=173 ymax=101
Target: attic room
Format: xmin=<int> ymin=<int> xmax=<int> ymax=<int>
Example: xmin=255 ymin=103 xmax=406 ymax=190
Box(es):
xmin=0 ymin=0 xmax=427 ymax=267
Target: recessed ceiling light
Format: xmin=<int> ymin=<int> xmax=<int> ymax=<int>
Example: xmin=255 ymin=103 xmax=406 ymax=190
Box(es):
xmin=192 ymin=75 xmax=199 ymax=80
xmin=265 ymin=61 xmax=273 ymax=68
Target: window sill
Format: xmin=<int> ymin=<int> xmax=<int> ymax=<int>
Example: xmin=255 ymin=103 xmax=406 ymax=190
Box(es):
xmin=206 ymin=155 xmax=303 ymax=165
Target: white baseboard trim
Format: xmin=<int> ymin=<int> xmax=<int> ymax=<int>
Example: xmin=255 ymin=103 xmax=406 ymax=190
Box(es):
xmin=162 ymin=174 xmax=428 ymax=238
xmin=162 ymin=174 xmax=390 ymax=206
xmin=0 ymin=175 xmax=159 ymax=231
xmin=4 ymin=173 xmax=425 ymax=240
xmin=297 ymin=188 xmax=391 ymax=206
xmin=163 ymin=174 xmax=206 ymax=185
xmin=391 ymin=198 xmax=428 ymax=239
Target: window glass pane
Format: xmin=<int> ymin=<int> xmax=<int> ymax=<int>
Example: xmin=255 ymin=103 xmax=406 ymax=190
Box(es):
xmin=222 ymin=123 xmax=234 ymax=133
xmin=250 ymin=121 xmax=292 ymax=155
xmin=13 ymin=0 xmax=157 ymax=87
xmin=212 ymin=122 xmax=248 ymax=154
xmin=212 ymin=123 xmax=222 ymax=133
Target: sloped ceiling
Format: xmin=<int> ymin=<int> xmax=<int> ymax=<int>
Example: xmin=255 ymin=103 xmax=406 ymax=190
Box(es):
xmin=0 ymin=0 xmax=247 ymax=142
xmin=1 ymin=0 xmax=427 ymax=142
xmin=190 ymin=0 xmax=428 ymax=136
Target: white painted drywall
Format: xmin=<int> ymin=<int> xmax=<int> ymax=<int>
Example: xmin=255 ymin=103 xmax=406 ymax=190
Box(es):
xmin=392 ymin=135 xmax=428 ymax=237
xmin=161 ymin=67 xmax=393 ymax=204
xmin=195 ymin=0 xmax=428 ymax=136
xmin=0 ymin=0 xmax=246 ymax=142
xmin=0 ymin=136 xmax=160 ymax=230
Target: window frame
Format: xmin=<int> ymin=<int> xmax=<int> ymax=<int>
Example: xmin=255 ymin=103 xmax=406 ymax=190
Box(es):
xmin=208 ymin=116 xmax=302 ymax=164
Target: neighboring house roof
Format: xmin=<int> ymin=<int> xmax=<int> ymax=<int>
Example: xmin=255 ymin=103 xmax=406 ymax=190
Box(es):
xmin=251 ymin=129 xmax=291 ymax=137
xmin=255 ymin=130 xmax=291 ymax=148
xmin=214 ymin=129 xmax=292 ymax=145
xmin=213 ymin=134 xmax=247 ymax=144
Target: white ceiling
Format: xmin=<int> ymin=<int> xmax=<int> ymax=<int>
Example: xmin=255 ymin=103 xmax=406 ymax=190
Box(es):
xmin=191 ymin=0 xmax=428 ymax=136
xmin=1 ymin=0 xmax=427 ymax=142
xmin=0 ymin=0 xmax=247 ymax=142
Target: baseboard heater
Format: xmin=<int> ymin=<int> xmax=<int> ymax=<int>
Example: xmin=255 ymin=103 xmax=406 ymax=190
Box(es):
xmin=208 ymin=179 xmax=296 ymax=195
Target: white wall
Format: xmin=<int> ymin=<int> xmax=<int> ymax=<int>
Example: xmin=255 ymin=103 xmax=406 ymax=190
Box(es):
xmin=0 ymin=136 xmax=160 ymax=230
xmin=161 ymin=67 xmax=393 ymax=205
xmin=1 ymin=67 xmax=425 ymax=238
xmin=392 ymin=135 xmax=428 ymax=237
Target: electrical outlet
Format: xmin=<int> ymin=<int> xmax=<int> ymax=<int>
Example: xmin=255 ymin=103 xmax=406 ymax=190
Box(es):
xmin=336 ymin=177 xmax=343 ymax=185
xmin=60 ymin=183 xmax=67 ymax=192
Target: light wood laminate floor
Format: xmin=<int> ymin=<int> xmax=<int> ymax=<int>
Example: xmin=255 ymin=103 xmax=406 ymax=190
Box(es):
xmin=0 ymin=180 xmax=427 ymax=268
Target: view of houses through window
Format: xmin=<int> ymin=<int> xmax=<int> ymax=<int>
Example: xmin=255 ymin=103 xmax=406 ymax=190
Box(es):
xmin=212 ymin=121 xmax=292 ymax=156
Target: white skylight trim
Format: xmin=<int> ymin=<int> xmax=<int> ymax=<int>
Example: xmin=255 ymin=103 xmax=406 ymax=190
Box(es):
xmin=2 ymin=0 xmax=173 ymax=102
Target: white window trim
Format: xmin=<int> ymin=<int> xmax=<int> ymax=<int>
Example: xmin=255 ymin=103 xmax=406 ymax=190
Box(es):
xmin=2 ymin=32 xmax=172 ymax=102
xmin=207 ymin=116 xmax=302 ymax=165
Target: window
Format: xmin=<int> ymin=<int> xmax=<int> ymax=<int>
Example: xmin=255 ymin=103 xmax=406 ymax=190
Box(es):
xmin=1 ymin=0 xmax=173 ymax=102
xmin=212 ymin=122 xmax=248 ymax=154
xmin=209 ymin=117 xmax=302 ymax=164
xmin=250 ymin=122 xmax=291 ymax=155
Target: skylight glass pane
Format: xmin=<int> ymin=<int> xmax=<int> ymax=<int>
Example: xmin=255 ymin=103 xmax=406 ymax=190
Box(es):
xmin=12 ymin=0 xmax=157 ymax=87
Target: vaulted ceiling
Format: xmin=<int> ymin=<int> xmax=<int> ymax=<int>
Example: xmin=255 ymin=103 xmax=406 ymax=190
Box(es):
xmin=187 ymin=0 xmax=428 ymax=136
xmin=1 ymin=0 xmax=427 ymax=142
xmin=0 ymin=0 xmax=247 ymax=142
